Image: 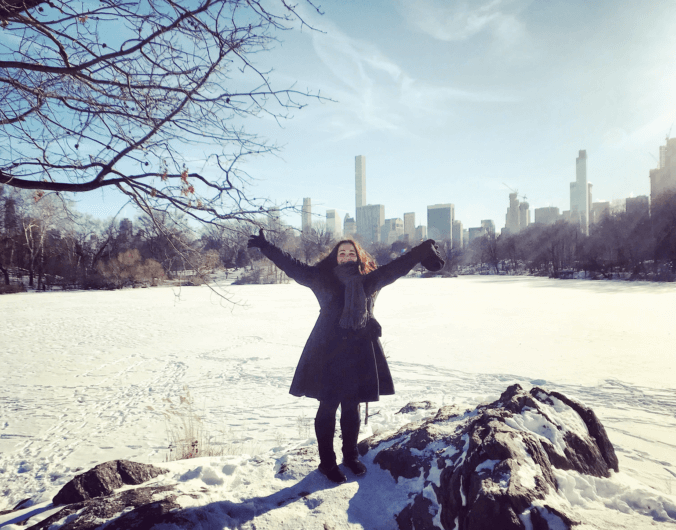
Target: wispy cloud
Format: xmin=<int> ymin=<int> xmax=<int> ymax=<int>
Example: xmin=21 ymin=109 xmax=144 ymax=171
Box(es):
xmin=395 ymin=0 xmax=531 ymax=48
xmin=297 ymin=11 xmax=517 ymax=140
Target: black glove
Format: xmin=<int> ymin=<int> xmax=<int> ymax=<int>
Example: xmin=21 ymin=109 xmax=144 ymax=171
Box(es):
xmin=247 ymin=228 xmax=268 ymax=249
xmin=418 ymin=239 xmax=445 ymax=272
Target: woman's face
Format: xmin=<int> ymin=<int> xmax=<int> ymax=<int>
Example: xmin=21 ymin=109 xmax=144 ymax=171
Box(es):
xmin=337 ymin=242 xmax=358 ymax=265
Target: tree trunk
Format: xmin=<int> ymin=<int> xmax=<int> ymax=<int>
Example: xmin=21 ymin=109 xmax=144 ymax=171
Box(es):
xmin=37 ymin=245 xmax=44 ymax=290
xmin=0 ymin=264 xmax=9 ymax=285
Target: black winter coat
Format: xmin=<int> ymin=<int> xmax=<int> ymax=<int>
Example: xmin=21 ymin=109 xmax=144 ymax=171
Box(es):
xmin=260 ymin=243 xmax=432 ymax=403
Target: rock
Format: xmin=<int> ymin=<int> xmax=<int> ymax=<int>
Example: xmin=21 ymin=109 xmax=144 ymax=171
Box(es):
xmin=274 ymin=446 xmax=319 ymax=481
xmin=0 ymin=498 xmax=31 ymax=516
xmin=396 ymin=401 xmax=438 ymax=414
xmin=52 ymin=460 xmax=169 ymax=505
xmin=28 ymin=485 xmax=198 ymax=530
xmin=358 ymin=384 xmax=618 ymax=530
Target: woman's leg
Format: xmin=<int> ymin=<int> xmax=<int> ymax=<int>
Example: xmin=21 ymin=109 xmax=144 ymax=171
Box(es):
xmin=315 ymin=400 xmax=340 ymax=467
xmin=339 ymin=400 xmax=361 ymax=462
xmin=315 ymin=400 xmax=347 ymax=483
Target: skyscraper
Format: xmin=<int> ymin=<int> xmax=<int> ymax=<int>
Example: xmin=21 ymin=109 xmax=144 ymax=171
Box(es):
xmin=326 ymin=209 xmax=341 ymax=238
xmin=343 ymin=213 xmax=356 ymax=236
xmin=505 ymin=193 xmax=520 ymax=233
xmin=353 ymin=154 xmax=385 ymax=243
xmin=481 ymin=219 xmax=496 ymax=235
xmin=403 ymin=212 xmax=415 ymax=242
xmin=504 ymin=193 xmax=529 ymax=233
xmin=427 ymin=204 xmax=454 ymax=243
xmin=452 ymin=220 xmax=463 ymax=249
xmin=355 ymin=154 xmax=369 ymax=240
xmin=570 ymin=150 xmax=590 ymax=235
xmin=358 ymin=204 xmax=385 ymax=244
xmin=302 ymin=198 xmax=312 ymax=235
xmin=468 ymin=226 xmax=487 ymax=243
xmin=590 ymin=202 xmax=610 ymax=224
xmin=355 ymin=155 xmax=366 ymax=212
xmin=650 ymin=138 xmax=676 ymax=202
xmin=268 ymin=208 xmax=281 ymax=232
xmin=381 ymin=218 xmax=404 ymax=245
xmin=415 ymin=225 xmax=427 ymax=242
xmin=518 ymin=202 xmax=530 ymax=230
xmin=534 ymin=207 xmax=560 ymax=225
xmin=625 ymin=196 xmax=650 ymax=218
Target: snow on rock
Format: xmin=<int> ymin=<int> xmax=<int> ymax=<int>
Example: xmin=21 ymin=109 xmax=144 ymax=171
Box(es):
xmin=27 ymin=485 xmax=185 ymax=530
xmin=396 ymin=401 xmax=438 ymax=414
xmin=358 ymin=384 xmax=620 ymax=530
xmin=2 ymin=388 xmax=675 ymax=529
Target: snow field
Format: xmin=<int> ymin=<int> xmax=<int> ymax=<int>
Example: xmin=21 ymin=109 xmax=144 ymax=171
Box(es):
xmin=1 ymin=276 xmax=676 ymax=529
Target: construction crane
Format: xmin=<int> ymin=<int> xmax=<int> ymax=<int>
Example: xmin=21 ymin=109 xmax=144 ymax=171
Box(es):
xmin=502 ymin=183 xmax=527 ymax=202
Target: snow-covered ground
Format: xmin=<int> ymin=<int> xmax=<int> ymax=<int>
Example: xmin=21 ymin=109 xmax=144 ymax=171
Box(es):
xmin=1 ymin=276 xmax=675 ymax=529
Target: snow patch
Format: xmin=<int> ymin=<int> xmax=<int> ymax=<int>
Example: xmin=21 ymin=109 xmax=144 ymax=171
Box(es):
xmin=476 ymin=459 xmax=500 ymax=473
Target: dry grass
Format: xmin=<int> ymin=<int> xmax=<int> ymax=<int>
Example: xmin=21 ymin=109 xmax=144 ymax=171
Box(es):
xmin=163 ymin=386 xmax=226 ymax=461
xmin=162 ymin=386 xmax=263 ymax=461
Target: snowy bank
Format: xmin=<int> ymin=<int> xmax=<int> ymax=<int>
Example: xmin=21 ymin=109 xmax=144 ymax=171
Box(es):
xmin=3 ymin=386 xmax=676 ymax=529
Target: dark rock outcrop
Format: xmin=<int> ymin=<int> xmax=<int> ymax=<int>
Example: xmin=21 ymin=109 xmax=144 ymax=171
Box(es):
xmin=53 ymin=460 xmax=169 ymax=505
xmin=359 ymin=384 xmax=618 ymax=530
xmin=29 ymin=485 xmax=198 ymax=530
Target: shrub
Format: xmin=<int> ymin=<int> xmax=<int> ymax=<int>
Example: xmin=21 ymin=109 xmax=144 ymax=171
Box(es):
xmin=0 ymin=284 xmax=26 ymax=294
xmin=97 ymin=249 xmax=165 ymax=288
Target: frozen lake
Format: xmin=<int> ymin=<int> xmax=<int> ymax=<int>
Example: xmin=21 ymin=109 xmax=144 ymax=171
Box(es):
xmin=1 ymin=275 xmax=675 ymax=526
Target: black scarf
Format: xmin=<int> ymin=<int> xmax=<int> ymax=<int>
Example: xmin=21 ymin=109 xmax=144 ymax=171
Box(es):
xmin=333 ymin=263 xmax=368 ymax=330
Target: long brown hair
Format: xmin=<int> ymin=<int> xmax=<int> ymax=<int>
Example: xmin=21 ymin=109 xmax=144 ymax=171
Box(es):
xmin=316 ymin=239 xmax=377 ymax=275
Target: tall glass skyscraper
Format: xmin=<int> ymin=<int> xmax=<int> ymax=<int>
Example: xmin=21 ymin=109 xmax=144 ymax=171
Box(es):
xmin=427 ymin=204 xmax=454 ymax=242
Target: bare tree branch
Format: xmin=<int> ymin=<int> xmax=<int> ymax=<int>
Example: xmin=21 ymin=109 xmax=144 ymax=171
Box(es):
xmin=0 ymin=0 xmax=330 ymax=228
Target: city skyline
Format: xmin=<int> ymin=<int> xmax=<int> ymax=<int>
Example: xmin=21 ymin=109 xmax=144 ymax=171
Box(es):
xmin=70 ymin=1 xmax=676 ymax=231
xmin=304 ymin=140 xmax=665 ymax=243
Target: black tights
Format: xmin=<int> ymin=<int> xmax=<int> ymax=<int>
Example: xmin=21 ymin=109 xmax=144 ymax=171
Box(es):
xmin=315 ymin=400 xmax=361 ymax=466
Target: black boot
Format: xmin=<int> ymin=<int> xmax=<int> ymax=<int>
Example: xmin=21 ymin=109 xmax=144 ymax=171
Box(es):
xmin=340 ymin=401 xmax=367 ymax=476
xmin=318 ymin=462 xmax=347 ymax=484
xmin=342 ymin=458 xmax=366 ymax=476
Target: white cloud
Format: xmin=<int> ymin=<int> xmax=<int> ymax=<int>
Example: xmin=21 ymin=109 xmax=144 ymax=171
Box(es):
xmin=395 ymin=0 xmax=531 ymax=46
xmin=303 ymin=15 xmax=517 ymax=140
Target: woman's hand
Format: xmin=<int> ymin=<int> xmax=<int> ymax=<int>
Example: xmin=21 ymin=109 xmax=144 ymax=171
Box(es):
xmin=247 ymin=229 xmax=268 ymax=249
xmin=417 ymin=239 xmax=445 ymax=271
xmin=420 ymin=239 xmax=438 ymax=252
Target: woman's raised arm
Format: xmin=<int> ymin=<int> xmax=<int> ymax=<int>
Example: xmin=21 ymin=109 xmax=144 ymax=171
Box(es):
xmin=364 ymin=240 xmax=442 ymax=294
xmin=248 ymin=229 xmax=320 ymax=288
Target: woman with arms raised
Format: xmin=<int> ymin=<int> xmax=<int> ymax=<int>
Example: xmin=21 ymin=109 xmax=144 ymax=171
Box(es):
xmin=247 ymin=230 xmax=444 ymax=484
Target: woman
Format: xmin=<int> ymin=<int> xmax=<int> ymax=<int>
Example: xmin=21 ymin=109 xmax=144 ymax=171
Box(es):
xmin=247 ymin=230 xmax=444 ymax=484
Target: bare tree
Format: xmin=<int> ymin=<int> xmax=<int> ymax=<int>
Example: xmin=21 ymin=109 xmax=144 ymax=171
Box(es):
xmin=300 ymin=221 xmax=333 ymax=262
xmin=15 ymin=192 xmax=68 ymax=287
xmin=480 ymin=232 xmax=499 ymax=274
xmin=0 ymin=0 xmax=325 ymax=227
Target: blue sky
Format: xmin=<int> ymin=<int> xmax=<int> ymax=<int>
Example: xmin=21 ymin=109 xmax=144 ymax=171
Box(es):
xmin=78 ymin=0 xmax=676 ymax=232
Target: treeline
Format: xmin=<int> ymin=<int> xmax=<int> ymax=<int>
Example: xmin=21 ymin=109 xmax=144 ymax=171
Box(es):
xmin=0 ymin=189 xmax=231 ymax=290
xmin=3 ymin=186 xmax=676 ymax=291
xmin=0 ymin=187 xmax=344 ymax=290
xmin=452 ymin=191 xmax=676 ymax=281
